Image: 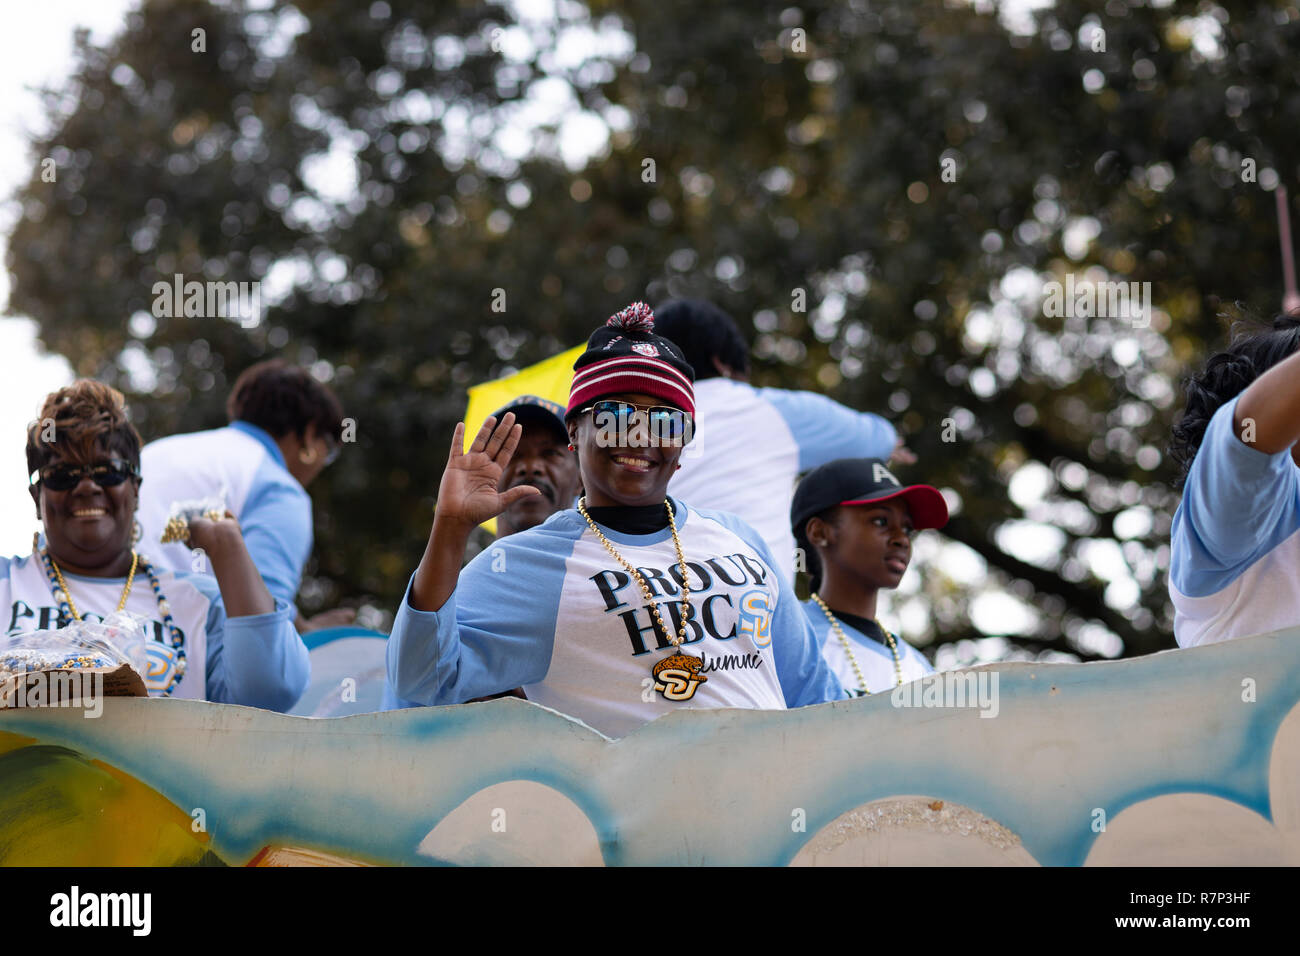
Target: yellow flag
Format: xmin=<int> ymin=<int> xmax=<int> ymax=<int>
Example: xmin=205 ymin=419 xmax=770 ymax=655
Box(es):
xmin=462 ymin=344 xmax=583 ymax=535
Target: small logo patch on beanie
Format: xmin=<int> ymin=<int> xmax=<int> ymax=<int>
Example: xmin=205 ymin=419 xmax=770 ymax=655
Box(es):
xmin=631 ymin=342 xmax=660 ymax=357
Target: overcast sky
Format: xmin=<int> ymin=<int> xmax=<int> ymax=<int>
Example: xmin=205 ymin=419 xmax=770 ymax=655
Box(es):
xmin=0 ymin=2 xmax=138 ymax=555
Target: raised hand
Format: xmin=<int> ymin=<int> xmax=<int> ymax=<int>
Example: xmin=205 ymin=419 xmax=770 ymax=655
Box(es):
xmin=411 ymin=414 xmax=543 ymax=612
xmin=435 ymin=413 xmax=542 ymax=529
xmin=185 ymin=510 xmax=275 ymax=618
xmin=889 ymin=437 xmax=918 ymax=466
xmin=186 ymin=509 xmax=243 ymax=555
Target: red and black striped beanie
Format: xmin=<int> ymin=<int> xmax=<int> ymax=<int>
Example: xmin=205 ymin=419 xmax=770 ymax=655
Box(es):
xmin=566 ymin=302 xmax=696 ymax=416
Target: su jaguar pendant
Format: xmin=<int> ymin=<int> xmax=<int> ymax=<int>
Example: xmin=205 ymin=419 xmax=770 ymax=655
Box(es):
xmin=651 ymin=652 xmax=708 ymax=701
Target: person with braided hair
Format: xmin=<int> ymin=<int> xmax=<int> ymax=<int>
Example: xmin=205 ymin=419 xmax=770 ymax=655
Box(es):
xmin=7 ymin=380 xmax=309 ymax=709
xmin=1169 ymin=313 xmax=1300 ymax=647
xmin=386 ymin=302 xmax=845 ymax=737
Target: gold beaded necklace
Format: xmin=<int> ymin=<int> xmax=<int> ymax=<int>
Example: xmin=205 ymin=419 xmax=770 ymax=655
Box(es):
xmin=49 ymin=550 xmax=139 ymax=619
xmin=810 ymin=591 xmax=903 ymax=696
xmin=576 ymin=496 xmax=706 ymax=702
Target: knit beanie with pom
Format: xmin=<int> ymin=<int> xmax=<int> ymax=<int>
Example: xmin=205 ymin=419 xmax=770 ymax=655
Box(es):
xmin=566 ymin=302 xmax=696 ymax=416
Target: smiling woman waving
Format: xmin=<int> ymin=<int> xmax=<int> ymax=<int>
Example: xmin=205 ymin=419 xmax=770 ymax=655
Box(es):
xmin=387 ymin=302 xmax=845 ymax=737
xmin=4 ymin=381 xmax=309 ymax=710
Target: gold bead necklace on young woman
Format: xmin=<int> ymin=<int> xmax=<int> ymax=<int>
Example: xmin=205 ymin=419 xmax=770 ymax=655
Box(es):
xmin=809 ymin=591 xmax=903 ymax=696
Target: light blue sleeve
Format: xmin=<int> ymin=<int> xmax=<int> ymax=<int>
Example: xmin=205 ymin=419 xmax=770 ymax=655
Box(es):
xmin=189 ymin=573 xmax=310 ymax=711
xmin=380 ymin=681 xmax=418 ymax=710
xmin=1171 ymin=394 xmax=1300 ymax=598
xmin=238 ymin=460 xmax=313 ymax=609
xmin=759 ymin=387 xmax=899 ymax=471
xmin=385 ymin=527 xmax=576 ymax=705
xmin=692 ymin=506 xmax=848 ymax=706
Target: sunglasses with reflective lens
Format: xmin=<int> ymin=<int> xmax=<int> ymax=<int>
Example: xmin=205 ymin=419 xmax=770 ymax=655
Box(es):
xmin=581 ymin=400 xmax=694 ymax=444
xmin=30 ymin=459 xmax=140 ymax=492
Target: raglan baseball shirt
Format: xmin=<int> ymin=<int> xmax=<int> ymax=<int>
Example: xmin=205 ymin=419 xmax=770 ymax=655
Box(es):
xmin=386 ymin=499 xmax=846 ymax=737
xmin=669 ymin=378 xmax=898 ymax=581
xmin=136 ymin=422 xmax=313 ymax=611
xmin=800 ymin=601 xmax=933 ymax=696
xmin=1170 ymin=393 xmax=1300 ymax=646
xmin=0 ymin=545 xmax=308 ymax=710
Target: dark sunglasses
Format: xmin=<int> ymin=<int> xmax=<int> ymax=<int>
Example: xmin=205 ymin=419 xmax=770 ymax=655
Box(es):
xmin=30 ymin=459 xmax=140 ymax=492
xmin=581 ymin=400 xmax=694 ymax=444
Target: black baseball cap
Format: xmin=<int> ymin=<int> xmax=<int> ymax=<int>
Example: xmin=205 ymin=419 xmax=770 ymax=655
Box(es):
xmin=791 ymin=458 xmax=949 ymax=536
xmin=492 ymin=395 xmax=569 ymax=446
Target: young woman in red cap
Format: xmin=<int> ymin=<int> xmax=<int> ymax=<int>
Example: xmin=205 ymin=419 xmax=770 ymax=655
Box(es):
xmin=386 ymin=303 xmax=844 ymax=736
xmin=791 ymin=458 xmax=949 ymax=696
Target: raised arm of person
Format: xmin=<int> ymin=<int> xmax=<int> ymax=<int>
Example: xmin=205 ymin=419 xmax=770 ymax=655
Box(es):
xmin=1174 ymin=353 xmax=1300 ymax=593
xmin=388 ymin=415 xmax=556 ymax=705
xmin=187 ymin=514 xmax=309 ymax=710
xmin=1233 ymin=348 xmax=1300 ymax=454
xmin=235 ymin=474 xmax=313 ymax=610
xmin=188 ymin=512 xmax=276 ymax=616
xmin=758 ymin=387 xmax=907 ymax=469
xmin=409 ymin=413 xmax=540 ymax=612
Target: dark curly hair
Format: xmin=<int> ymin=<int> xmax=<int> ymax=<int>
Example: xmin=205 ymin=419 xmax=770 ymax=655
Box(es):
xmin=25 ymin=380 xmax=143 ymax=478
xmin=1170 ymin=311 xmax=1300 ymax=488
xmin=226 ymin=359 xmax=344 ymax=442
xmin=652 ymin=299 xmax=750 ymax=381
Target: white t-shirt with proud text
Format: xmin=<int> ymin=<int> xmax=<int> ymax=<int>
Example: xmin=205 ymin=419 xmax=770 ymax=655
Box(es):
xmin=0 ymin=547 xmax=308 ymax=710
xmin=386 ymin=500 xmax=847 ymax=737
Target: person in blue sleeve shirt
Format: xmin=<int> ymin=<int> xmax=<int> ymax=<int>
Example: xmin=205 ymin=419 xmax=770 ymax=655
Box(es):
xmin=792 ymin=457 xmax=946 ymax=695
xmin=135 ymin=359 xmax=350 ymax=634
xmin=13 ymin=380 xmax=308 ymax=709
xmin=386 ymin=302 xmax=846 ymax=737
xmin=654 ymin=298 xmax=913 ymax=582
xmin=1169 ymin=313 xmax=1300 ymax=647
xmin=381 ymin=395 xmax=581 ymax=710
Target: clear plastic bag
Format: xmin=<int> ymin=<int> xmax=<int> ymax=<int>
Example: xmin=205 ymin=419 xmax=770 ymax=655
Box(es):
xmin=160 ymin=490 xmax=230 ymax=544
xmin=0 ymin=610 xmax=150 ymax=704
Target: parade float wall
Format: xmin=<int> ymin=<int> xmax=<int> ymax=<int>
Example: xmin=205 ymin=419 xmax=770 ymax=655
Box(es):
xmin=1 ymin=625 xmax=1298 ymax=866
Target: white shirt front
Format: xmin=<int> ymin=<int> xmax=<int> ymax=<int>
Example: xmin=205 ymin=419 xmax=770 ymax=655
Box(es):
xmin=800 ymin=600 xmax=933 ymax=695
xmin=0 ymin=551 xmax=210 ymax=698
xmin=386 ymin=502 xmax=846 ymax=737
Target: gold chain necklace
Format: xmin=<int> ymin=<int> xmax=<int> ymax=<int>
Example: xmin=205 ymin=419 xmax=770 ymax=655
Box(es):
xmin=575 ymin=496 xmax=707 ymax=702
xmin=810 ymin=592 xmax=902 ymax=696
xmin=49 ymin=550 xmax=139 ymax=619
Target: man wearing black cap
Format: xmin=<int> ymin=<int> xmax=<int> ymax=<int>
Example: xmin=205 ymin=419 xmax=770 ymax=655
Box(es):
xmin=490 ymin=396 xmax=581 ymax=537
xmin=791 ymin=458 xmax=948 ymax=696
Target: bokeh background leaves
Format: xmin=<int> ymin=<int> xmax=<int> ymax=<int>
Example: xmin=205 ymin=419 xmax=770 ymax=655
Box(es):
xmin=8 ymin=0 xmax=1298 ymax=662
